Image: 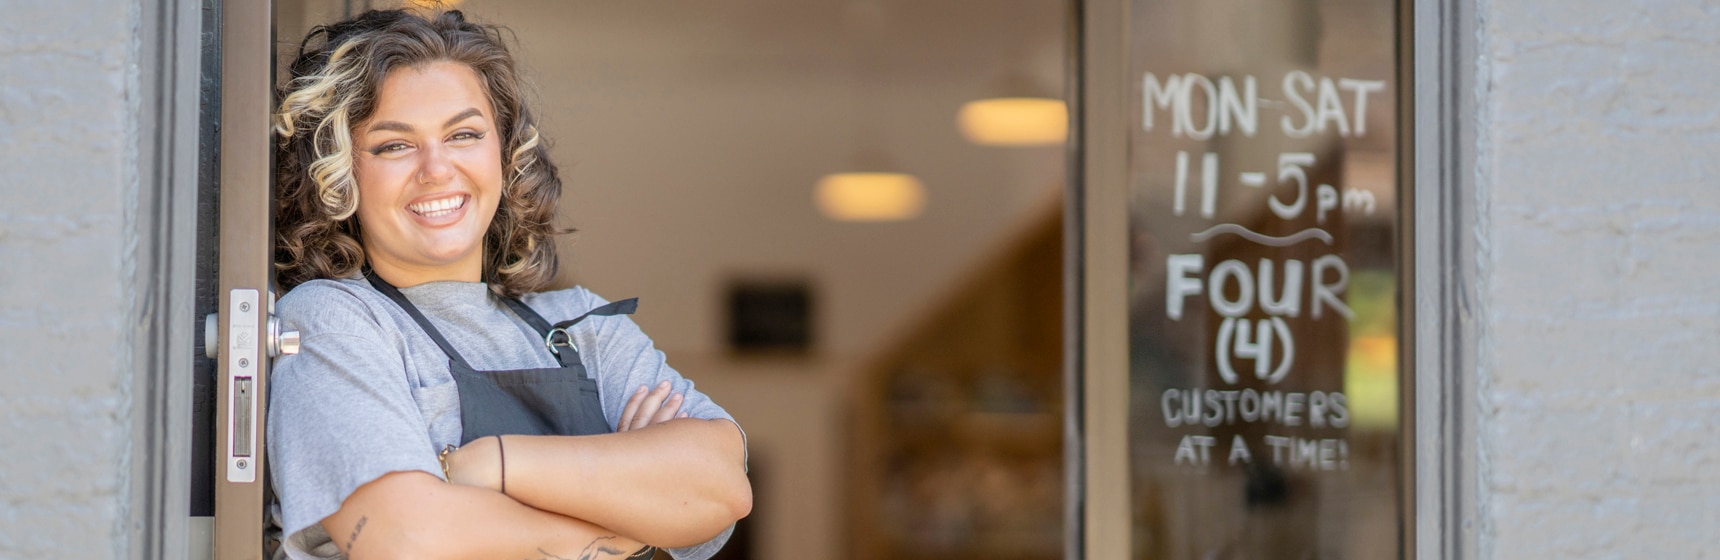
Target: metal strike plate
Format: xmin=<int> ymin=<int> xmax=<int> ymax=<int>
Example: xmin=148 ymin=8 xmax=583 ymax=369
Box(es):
xmin=234 ymin=377 xmax=253 ymax=458
xmin=226 ymin=289 xmax=260 ymax=483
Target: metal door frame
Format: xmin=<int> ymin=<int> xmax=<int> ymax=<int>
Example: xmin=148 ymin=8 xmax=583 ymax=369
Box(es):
xmin=210 ymin=0 xmax=278 ymax=558
xmin=1068 ymin=0 xmax=1130 ymax=557
xmin=128 ymin=0 xmax=205 ymax=558
xmin=138 ymin=0 xmax=1485 ymax=557
xmin=1409 ymin=0 xmax=1482 ymax=557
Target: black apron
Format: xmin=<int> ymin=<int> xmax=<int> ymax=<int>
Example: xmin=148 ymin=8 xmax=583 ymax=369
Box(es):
xmin=369 ymin=273 xmax=660 ymax=558
xmin=366 ymin=271 xmax=637 ymax=444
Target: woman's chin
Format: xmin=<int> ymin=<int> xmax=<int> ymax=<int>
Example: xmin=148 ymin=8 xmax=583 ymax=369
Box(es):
xmin=416 ymin=245 xmax=483 ymax=269
xmin=408 ymin=225 xmax=486 ymax=263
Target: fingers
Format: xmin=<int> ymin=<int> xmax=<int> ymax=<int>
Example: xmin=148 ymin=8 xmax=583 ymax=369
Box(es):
xmin=650 ymin=393 xmax=683 ymax=426
xmin=619 ymin=381 xmax=694 ymax=431
xmin=626 ymin=381 xmax=670 ymax=432
xmin=631 ymin=381 xmax=671 ymax=429
xmin=619 ymin=385 xmax=648 ymax=431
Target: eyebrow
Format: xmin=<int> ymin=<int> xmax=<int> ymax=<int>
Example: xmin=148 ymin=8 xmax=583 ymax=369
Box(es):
xmin=365 ymin=108 xmax=485 ymax=134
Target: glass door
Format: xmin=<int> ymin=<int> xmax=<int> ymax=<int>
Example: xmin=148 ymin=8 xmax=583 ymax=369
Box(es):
xmin=1077 ymin=0 xmax=1412 ymax=557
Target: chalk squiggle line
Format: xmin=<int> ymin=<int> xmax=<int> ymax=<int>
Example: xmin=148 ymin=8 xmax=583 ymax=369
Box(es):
xmin=1190 ymin=224 xmax=1334 ymax=246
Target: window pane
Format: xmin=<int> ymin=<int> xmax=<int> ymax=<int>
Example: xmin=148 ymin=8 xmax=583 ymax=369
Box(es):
xmin=1124 ymin=1 xmax=1402 ymax=557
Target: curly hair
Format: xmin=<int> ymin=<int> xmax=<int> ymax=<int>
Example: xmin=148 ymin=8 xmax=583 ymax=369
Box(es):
xmin=273 ymin=9 xmax=565 ymax=298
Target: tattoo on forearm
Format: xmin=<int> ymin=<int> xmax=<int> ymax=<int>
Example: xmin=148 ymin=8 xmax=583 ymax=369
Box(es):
xmin=347 ymin=515 xmax=368 ymax=554
xmin=534 ymin=547 xmax=573 ymax=560
xmin=579 ymin=538 xmax=626 ymax=560
xmin=531 ymin=537 xmax=648 ymax=560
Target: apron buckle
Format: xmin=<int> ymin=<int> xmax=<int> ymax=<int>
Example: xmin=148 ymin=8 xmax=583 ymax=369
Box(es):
xmin=545 ymin=327 xmax=577 ymax=355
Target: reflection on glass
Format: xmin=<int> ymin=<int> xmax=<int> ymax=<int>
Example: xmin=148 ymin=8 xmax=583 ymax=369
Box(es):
xmin=1125 ymin=0 xmax=1400 ymax=557
xmin=863 ymin=214 xmax=1066 ymax=560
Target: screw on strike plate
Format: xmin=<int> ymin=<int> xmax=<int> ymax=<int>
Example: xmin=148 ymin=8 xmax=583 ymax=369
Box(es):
xmin=238 ymin=358 xmax=250 ymax=368
xmin=237 ymin=459 xmax=248 ymax=469
xmin=240 ymin=302 xmax=251 ymax=312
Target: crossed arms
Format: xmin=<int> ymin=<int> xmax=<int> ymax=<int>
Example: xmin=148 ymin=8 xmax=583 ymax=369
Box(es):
xmin=321 ymin=382 xmax=751 ymax=560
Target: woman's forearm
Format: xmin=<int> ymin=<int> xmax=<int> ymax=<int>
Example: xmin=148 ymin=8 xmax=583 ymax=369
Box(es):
xmin=473 ymin=418 xmax=751 ymax=548
xmin=323 ymin=471 xmax=646 ymax=560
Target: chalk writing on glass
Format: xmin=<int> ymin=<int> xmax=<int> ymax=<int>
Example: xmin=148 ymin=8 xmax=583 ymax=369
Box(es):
xmin=1145 ymin=71 xmax=1384 ymax=472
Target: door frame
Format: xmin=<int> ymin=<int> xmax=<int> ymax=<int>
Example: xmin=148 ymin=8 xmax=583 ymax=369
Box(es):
xmin=128 ymin=0 xmax=204 ymax=558
xmin=131 ymin=0 xmax=279 ymax=558
xmin=133 ymin=0 xmax=1486 ymax=557
xmin=1408 ymin=0 xmax=1483 ymax=558
xmin=209 ymin=0 xmax=279 ymax=558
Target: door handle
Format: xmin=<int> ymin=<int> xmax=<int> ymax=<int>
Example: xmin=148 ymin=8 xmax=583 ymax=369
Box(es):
xmin=206 ymin=312 xmax=301 ymax=357
xmin=205 ymin=308 xmax=299 ymax=358
xmin=267 ymin=316 xmax=300 ymax=357
xmin=208 ymin=290 xmax=299 ymax=485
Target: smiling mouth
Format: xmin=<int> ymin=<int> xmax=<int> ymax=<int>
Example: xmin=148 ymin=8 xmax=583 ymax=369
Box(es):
xmin=408 ymin=195 xmax=467 ymax=218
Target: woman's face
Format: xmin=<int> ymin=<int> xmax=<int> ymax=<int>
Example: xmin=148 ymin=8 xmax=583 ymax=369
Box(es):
xmin=352 ymin=60 xmax=505 ymax=285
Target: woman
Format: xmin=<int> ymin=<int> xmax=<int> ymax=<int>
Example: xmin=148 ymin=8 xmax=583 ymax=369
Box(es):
xmin=266 ymin=9 xmax=751 ymax=560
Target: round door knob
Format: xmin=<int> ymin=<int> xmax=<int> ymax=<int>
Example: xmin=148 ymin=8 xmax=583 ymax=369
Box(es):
xmin=278 ymin=329 xmax=301 ymax=356
xmin=268 ymin=316 xmax=301 ymax=357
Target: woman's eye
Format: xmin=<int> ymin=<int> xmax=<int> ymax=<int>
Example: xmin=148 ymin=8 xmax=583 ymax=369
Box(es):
xmin=370 ymin=143 xmax=409 ymax=155
xmin=450 ymin=131 xmax=486 ymax=143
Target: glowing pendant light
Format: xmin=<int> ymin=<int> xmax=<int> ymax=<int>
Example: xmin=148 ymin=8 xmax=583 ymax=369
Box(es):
xmin=958 ymin=65 xmax=1067 ymax=147
xmin=814 ymin=171 xmax=926 ymax=222
xmin=957 ymin=97 xmax=1068 ymax=146
xmin=817 ymin=3 xmax=925 ymax=223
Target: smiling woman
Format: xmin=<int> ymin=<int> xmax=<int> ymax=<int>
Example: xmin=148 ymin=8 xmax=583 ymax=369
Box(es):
xmin=274 ymin=9 xmax=558 ymax=299
xmin=349 ymin=62 xmax=504 ymax=286
xmin=266 ymin=9 xmax=750 ymax=560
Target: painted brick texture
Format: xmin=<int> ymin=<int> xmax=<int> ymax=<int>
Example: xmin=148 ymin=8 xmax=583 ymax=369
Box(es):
xmin=1478 ymin=0 xmax=1720 ymax=556
xmin=0 ymin=0 xmax=140 ymax=558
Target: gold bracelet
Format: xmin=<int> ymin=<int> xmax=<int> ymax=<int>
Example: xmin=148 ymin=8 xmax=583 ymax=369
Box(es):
xmin=438 ymin=443 xmax=457 ymax=482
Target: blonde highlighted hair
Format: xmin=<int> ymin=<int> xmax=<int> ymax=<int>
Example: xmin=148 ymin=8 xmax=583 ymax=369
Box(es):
xmin=274 ymin=9 xmax=563 ymax=298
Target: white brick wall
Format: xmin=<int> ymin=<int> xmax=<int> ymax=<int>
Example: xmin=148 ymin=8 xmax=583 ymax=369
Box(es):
xmin=1477 ymin=0 xmax=1720 ymax=556
xmin=0 ymin=0 xmax=141 ymax=557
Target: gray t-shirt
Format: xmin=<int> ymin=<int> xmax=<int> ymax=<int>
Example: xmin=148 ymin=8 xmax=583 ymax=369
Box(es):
xmin=266 ymin=276 xmax=740 ymax=560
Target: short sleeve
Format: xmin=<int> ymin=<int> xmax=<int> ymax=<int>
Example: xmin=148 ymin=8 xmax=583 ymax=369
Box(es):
xmin=267 ymin=286 xmax=443 ymax=549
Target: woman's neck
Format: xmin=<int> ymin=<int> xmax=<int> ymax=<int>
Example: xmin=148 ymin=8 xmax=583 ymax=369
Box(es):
xmin=366 ymin=257 xmax=483 ymax=288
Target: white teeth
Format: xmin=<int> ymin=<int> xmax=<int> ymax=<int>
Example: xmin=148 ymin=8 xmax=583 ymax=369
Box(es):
xmin=409 ymin=195 xmax=465 ymax=217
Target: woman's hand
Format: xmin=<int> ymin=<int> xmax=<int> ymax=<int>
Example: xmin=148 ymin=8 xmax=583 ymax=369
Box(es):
xmin=444 ymin=436 xmax=503 ymax=492
xmin=618 ymin=380 xmax=687 ymax=431
xmin=447 ymin=379 xmax=685 ymax=491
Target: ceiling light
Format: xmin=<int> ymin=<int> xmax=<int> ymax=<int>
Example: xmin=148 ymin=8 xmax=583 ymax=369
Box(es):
xmin=957 ymin=97 xmax=1068 ymax=147
xmin=814 ymin=172 xmax=925 ymax=222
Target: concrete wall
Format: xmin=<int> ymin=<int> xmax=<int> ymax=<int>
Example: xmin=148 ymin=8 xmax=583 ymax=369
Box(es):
xmin=0 ymin=0 xmax=143 ymax=557
xmin=1475 ymin=0 xmax=1720 ymax=556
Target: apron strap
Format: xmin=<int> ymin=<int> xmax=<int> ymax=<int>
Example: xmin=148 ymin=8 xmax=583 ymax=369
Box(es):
xmin=364 ymin=270 xmax=477 ymax=371
xmin=497 ymin=297 xmax=556 ymax=338
xmin=552 ymin=298 xmax=639 ymax=330
xmin=498 ymin=297 xmax=639 ymax=367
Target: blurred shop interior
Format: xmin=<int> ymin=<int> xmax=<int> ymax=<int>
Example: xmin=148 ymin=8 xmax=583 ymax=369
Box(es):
xmin=274 ymin=1 xmax=1070 ymax=559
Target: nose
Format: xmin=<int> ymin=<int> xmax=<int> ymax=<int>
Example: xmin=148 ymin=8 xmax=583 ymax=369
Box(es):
xmin=416 ymin=143 xmax=455 ymax=185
